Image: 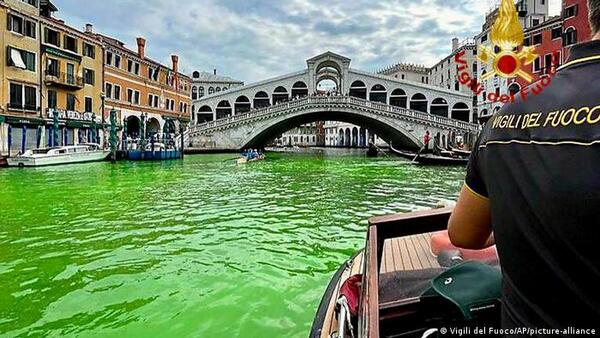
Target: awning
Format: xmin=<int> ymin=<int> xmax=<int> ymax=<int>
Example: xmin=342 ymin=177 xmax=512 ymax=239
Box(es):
xmin=10 ymin=48 xmax=27 ymax=69
xmin=66 ymin=120 xmax=94 ymax=128
xmin=4 ymin=115 xmax=45 ymax=125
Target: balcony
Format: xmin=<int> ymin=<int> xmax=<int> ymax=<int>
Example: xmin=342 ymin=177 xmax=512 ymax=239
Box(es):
xmin=7 ymin=103 xmax=39 ymax=112
xmin=44 ymin=70 xmax=84 ymax=89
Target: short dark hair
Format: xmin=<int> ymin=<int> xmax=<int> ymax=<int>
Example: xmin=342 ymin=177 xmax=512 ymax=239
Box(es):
xmin=590 ymin=0 xmax=600 ymax=34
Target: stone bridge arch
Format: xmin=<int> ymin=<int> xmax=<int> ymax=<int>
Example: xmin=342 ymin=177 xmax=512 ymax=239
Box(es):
xmin=239 ymin=107 xmax=422 ymax=150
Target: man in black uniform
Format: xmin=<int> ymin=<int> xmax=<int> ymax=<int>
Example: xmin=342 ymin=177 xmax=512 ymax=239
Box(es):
xmin=448 ymin=0 xmax=600 ymax=333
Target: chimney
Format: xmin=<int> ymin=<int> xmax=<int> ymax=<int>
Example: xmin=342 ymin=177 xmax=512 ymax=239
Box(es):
xmin=171 ymin=54 xmax=179 ymax=73
xmin=452 ymin=37 xmax=459 ymax=51
xmin=213 ymin=68 xmax=217 ymax=75
xmin=136 ymin=37 xmax=146 ymax=60
xmin=85 ymin=23 xmax=93 ymax=34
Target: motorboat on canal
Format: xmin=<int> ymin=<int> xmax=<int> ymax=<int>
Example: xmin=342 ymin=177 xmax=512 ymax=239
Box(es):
xmin=7 ymin=144 xmax=110 ymax=167
xmin=389 ymin=145 xmax=469 ymax=166
xmin=311 ymin=208 xmax=501 ymax=338
xmin=237 ymin=151 xmax=265 ymax=164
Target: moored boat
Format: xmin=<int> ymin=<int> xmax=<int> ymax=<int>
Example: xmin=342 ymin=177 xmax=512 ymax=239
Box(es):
xmin=311 ymin=208 xmax=501 ymax=338
xmin=7 ymin=144 xmax=110 ymax=167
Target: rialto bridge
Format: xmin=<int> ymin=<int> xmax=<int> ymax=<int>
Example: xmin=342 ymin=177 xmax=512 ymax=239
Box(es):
xmin=187 ymin=52 xmax=479 ymax=151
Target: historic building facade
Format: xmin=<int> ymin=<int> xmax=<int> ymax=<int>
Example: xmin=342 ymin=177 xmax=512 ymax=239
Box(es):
xmin=39 ymin=6 xmax=104 ymax=148
xmin=93 ymin=32 xmax=191 ymax=142
xmin=0 ymin=0 xmax=42 ymax=156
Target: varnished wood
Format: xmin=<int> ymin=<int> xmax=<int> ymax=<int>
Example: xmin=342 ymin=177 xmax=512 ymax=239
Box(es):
xmin=381 ymin=233 xmax=439 ymax=273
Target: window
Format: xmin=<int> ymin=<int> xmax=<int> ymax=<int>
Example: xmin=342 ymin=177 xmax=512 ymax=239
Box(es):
xmin=532 ymin=19 xmax=540 ymax=27
xmin=114 ymin=55 xmax=121 ymax=68
xmin=564 ymin=5 xmax=578 ymax=19
xmin=564 ymin=27 xmax=577 ymax=46
xmin=47 ymin=58 xmax=59 ymax=76
xmin=48 ymin=90 xmax=57 ymax=109
xmin=45 ymin=28 xmax=60 ymax=47
xmin=106 ymin=51 xmax=113 ymax=65
xmin=208 ymin=87 xmax=214 ymax=95
xmin=7 ymin=14 xmax=23 ymax=35
xmin=8 ymin=47 xmax=36 ymax=72
xmin=83 ymin=43 xmax=95 ymax=58
xmin=114 ymin=85 xmax=121 ymax=100
xmin=64 ymin=35 xmax=78 ymax=53
xmin=533 ymin=57 xmax=541 ymax=72
xmin=83 ymin=69 xmax=95 ymax=85
xmin=533 ymin=34 xmax=542 ymax=45
xmin=105 ymin=83 xmax=113 ymax=99
xmin=192 ymin=87 xmax=198 ymax=100
xmin=128 ymin=90 xmax=140 ymax=105
xmin=127 ymin=60 xmax=140 ymax=75
xmin=8 ymin=84 xmax=35 ymax=109
xmin=23 ymin=0 xmax=38 ymax=7
xmin=25 ymin=20 xmax=36 ymax=38
xmin=524 ymin=37 xmax=531 ymax=46
xmin=551 ymin=27 xmax=563 ymax=40
xmin=67 ymin=94 xmax=76 ymax=111
xmin=85 ymin=97 xmax=93 ymax=113
xmin=148 ymin=94 xmax=159 ymax=108
xmin=481 ymin=34 xmax=488 ymax=43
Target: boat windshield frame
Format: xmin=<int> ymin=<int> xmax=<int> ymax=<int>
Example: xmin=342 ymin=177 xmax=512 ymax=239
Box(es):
xmin=358 ymin=207 xmax=453 ymax=338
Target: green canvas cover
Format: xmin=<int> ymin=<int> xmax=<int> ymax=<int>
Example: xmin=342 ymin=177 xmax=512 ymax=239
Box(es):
xmin=424 ymin=261 xmax=502 ymax=320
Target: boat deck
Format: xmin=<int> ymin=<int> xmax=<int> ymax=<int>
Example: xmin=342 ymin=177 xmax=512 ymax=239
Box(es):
xmin=381 ymin=232 xmax=439 ymax=273
xmin=318 ymin=232 xmax=439 ymax=338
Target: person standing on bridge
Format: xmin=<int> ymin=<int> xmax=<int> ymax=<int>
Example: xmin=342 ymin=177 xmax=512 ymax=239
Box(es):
xmin=448 ymin=0 xmax=600 ymax=332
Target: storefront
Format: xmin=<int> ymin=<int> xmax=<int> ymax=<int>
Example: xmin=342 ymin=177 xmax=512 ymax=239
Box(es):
xmin=0 ymin=115 xmax=45 ymax=157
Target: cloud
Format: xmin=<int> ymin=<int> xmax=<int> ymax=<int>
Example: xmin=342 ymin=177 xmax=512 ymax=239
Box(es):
xmin=53 ymin=0 xmax=561 ymax=83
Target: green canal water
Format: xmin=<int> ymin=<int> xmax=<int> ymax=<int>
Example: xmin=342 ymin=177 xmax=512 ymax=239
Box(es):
xmin=0 ymin=149 xmax=465 ymax=338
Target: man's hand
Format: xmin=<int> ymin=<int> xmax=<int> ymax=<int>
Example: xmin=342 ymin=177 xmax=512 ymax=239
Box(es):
xmin=448 ymin=185 xmax=493 ymax=250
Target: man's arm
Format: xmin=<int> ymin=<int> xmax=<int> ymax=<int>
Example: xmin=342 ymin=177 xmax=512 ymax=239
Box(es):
xmin=448 ymin=185 xmax=494 ymax=250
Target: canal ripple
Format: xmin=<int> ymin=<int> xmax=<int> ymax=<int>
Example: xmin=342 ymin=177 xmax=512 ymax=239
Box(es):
xmin=0 ymin=150 xmax=465 ymax=338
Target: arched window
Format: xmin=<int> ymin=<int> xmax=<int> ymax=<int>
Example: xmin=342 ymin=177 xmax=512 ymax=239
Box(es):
xmin=349 ymin=80 xmax=367 ymax=99
xmin=272 ymin=86 xmax=289 ymax=105
xmin=508 ymin=83 xmax=521 ymax=96
xmin=369 ymin=84 xmax=387 ymax=104
xmin=564 ymin=27 xmax=577 ymax=46
xmin=390 ymin=88 xmax=407 ymax=108
xmin=223 ymin=87 xmax=228 ymax=91
xmin=192 ymin=71 xmax=200 ymax=78
xmin=208 ymin=87 xmax=214 ymax=95
xmin=410 ymin=93 xmax=428 ymax=113
xmin=451 ymin=102 xmax=470 ymax=122
xmin=291 ymin=81 xmax=308 ymax=98
xmin=192 ymin=86 xmax=198 ymax=100
xmin=235 ymin=96 xmax=251 ymax=115
xmin=215 ymin=87 xmax=221 ymax=93
xmin=430 ymin=98 xmax=449 ymax=117
xmin=254 ymin=91 xmax=270 ymax=109
xmin=198 ymin=87 xmax=205 ymax=98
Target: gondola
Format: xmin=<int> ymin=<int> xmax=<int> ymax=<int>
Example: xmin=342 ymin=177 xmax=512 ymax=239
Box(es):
xmin=389 ymin=145 xmax=469 ymax=166
xmin=311 ymin=208 xmax=501 ymax=338
xmin=451 ymin=148 xmax=471 ymax=158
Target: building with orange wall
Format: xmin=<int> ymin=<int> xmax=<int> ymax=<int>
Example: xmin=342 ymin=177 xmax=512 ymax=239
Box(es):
xmin=88 ymin=30 xmax=191 ymax=142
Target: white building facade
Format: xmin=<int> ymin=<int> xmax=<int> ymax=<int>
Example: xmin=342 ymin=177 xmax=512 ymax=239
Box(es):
xmin=191 ymin=70 xmax=243 ymax=124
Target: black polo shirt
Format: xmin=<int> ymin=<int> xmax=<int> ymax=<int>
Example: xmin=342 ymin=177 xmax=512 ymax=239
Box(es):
xmin=466 ymin=40 xmax=600 ymax=332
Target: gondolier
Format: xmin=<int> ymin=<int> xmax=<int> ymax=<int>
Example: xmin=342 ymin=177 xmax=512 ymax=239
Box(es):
xmin=449 ymin=1 xmax=600 ymax=332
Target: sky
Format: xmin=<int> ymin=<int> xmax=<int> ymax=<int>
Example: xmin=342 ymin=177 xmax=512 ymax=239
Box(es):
xmin=54 ymin=0 xmax=561 ymax=84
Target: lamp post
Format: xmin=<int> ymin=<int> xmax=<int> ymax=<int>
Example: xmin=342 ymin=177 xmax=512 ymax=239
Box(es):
xmin=109 ymin=109 xmax=117 ymax=162
xmin=100 ymin=93 xmax=106 ymax=147
xmin=122 ymin=117 xmax=128 ymax=151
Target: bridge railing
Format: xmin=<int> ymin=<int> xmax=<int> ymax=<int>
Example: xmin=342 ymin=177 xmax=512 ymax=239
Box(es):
xmin=187 ymin=95 xmax=480 ymax=138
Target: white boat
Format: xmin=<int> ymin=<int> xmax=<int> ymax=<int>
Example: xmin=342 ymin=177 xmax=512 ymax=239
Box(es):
xmin=7 ymin=144 xmax=110 ymax=167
